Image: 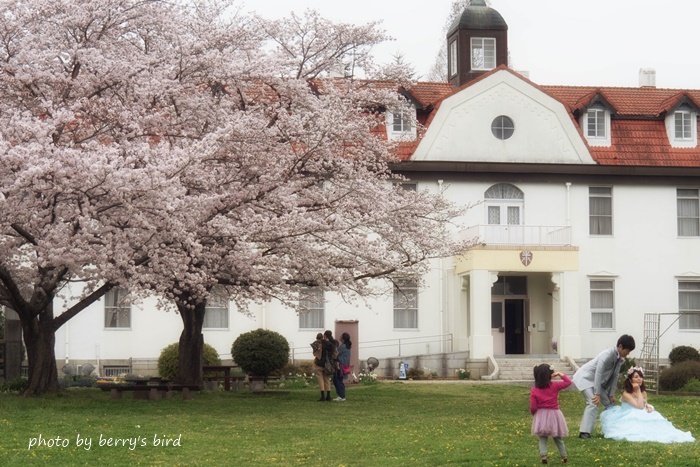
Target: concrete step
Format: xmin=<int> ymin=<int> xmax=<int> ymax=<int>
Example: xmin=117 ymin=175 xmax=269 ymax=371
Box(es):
xmin=495 ymin=357 xmax=575 ymax=381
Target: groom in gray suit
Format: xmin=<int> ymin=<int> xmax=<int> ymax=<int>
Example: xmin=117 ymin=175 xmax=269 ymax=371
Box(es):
xmin=572 ymin=334 xmax=635 ymax=439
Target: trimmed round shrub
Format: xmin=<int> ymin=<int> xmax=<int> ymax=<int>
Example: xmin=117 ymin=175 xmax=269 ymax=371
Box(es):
xmin=668 ymin=345 xmax=700 ymax=366
xmin=231 ymin=329 xmax=289 ymax=377
xmin=658 ymin=360 xmax=700 ymax=391
xmin=157 ymin=342 xmax=221 ymax=380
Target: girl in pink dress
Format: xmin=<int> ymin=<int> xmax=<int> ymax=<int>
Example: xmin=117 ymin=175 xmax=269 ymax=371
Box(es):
xmin=530 ymin=364 xmax=572 ymax=464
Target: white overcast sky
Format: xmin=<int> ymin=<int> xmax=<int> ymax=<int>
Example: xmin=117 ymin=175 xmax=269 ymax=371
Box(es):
xmin=242 ymin=0 xmax=700 ymax=89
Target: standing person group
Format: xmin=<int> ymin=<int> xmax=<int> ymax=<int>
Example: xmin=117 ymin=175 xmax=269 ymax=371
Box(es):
xmin=311 ymin=330 xmax=351 ymax=402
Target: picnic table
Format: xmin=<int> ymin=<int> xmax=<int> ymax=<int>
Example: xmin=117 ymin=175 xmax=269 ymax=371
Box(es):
xmin=202 ymin=365 xmax=245 ymax=391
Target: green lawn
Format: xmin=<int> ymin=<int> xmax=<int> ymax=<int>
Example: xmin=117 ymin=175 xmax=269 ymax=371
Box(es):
xmin=0 ymin=382 xmax=697 ymax=466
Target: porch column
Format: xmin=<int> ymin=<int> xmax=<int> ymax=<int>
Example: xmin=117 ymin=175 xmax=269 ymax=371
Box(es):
xmin=552 ymin=271 xmax=581 ymax=358
xmin=468 ymin=269 xmax=496 ymax=359
xmin=450 ymin=275 xmax=469 ymax=352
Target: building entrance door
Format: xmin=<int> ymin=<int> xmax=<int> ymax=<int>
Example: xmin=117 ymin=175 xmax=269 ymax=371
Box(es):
xmin=504 ymin=299 xmax=525 ymax=354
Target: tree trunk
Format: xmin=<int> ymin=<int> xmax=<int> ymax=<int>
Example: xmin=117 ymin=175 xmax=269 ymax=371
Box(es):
xmin=22 ymin=312 xmax=59 ymax=397
xmin=175 ymin=301 xmax=206 ymax=387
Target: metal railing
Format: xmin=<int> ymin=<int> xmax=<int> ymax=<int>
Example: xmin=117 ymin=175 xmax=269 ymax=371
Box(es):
xmin=290 ymin=333 xmax=453 ymax=361
xmin=461 ymin=224 xmax=572 ymax=246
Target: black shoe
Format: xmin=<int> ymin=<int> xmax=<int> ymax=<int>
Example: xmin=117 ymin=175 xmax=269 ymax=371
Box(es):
xmin=541 ymin=458 xmax=548 ymax=464
xmin=578 ymin=432 xmax=591 ymax=439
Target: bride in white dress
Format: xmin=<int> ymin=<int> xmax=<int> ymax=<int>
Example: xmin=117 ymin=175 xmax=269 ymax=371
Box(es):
xmin=600 ymin=366 xmax=695 ymax=443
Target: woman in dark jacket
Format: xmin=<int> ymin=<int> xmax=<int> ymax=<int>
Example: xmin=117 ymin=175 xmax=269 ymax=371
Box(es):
xmin=333 ymin=332 xmax=352 ymax=401
xmin=313 ymin=331 xmax=337 ymax=401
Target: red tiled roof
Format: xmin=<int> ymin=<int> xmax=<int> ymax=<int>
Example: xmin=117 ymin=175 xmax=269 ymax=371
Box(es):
xmin=538 ymin=85 xmax=700 ymax=166
xmin=541 ymin=85 xmax=700 ymax=117
xmin=403 ymin=82 xmax=453 ymax=109
xmin=587 ymin=120 xmax=700 ymax=167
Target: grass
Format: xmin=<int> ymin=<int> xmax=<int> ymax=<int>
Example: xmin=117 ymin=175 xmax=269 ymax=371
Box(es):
xmin=0 ymin=382 xmax=698 ymax=466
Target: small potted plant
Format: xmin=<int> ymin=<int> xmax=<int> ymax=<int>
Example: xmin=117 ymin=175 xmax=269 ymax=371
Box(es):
xmin=551 ymin=340 xmax=558 ymax=354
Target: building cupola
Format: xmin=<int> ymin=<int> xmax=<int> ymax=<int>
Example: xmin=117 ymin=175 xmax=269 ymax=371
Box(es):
xmin=447 ymin=0 xmax=508 ymax=87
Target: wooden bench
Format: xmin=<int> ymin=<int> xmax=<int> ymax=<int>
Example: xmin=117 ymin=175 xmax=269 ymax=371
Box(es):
xmin=99 ymin=383 xmax=201 ymax=401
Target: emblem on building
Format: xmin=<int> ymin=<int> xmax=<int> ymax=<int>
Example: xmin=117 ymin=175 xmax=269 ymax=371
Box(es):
xmin=520 ymin=250 xmax=533 ymax=266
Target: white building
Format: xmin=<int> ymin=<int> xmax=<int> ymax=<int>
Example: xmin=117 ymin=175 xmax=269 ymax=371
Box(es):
xmin=54 ymin=1 xmax=700 ymax=378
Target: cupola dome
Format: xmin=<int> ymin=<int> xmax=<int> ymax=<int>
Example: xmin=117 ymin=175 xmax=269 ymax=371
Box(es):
xmin=446 ymin=0 xmax=508 ymax=87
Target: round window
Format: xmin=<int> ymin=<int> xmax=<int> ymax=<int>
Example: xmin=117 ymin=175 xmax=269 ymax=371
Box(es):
xmin=491 ymin=115 xmax=514 ymax=140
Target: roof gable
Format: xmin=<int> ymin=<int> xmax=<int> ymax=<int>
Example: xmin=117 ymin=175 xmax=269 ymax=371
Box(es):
xmin=658 ymin=92 xmax=700 ymax=115
xmin=412 ymin=69 xmax=594 ymax=164
xmin=572 ymin=89 xmax=617 ymax=115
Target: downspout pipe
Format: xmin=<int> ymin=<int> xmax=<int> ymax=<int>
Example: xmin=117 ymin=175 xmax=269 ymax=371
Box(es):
xmin=438 ymin=179 xmax=445 ymax=352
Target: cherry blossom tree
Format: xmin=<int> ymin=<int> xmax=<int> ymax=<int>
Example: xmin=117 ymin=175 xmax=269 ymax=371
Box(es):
xmin=0 ymin=0 xmax=208 ymax=395
xmin=133 ymin=9 xmax=468 ymax=387
xmin=0 ymin=0 xmax=469 ymax=394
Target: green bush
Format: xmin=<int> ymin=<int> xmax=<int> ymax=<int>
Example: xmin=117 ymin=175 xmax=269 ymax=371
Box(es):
xmin=668 ymin=345 xmax=700 ymax=366
xmin=231 ymin=329 xmax=289 ymax=377
xmin=407 ymin=367 xmax=426 ymax=380
xmin=157 ymin=342 xmax=221 ymax=380
xmin=0 ymin=376 xmax=28 ymax=393
xmin=681 ymin=378 xmax=700 ymax=393
xmin=658 ymin=360 xmax=700 ymax=391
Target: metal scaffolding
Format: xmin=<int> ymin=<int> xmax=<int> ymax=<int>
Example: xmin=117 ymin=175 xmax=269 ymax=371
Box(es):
xmin=638 ymin=312 xmax=685 ymax=394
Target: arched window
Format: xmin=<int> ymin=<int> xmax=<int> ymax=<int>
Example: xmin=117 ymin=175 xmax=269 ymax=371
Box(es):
xmin=484 ymin=183 xmax=524 ymax=225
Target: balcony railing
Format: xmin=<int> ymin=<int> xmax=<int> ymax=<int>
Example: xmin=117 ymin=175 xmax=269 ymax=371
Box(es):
xmin=461 ymin=224 xmax=572 ymax=246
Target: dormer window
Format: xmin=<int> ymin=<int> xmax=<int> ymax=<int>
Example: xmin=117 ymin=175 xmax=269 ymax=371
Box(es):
xmin=675 ymin=107 xmax=693 ymax=140
xmin=581 ymin=104 xmax=611 ymax=147
xmin=586 ymin=107 xmax=606 ymax=138
xmin=386 ymin=105 xmax=416 ymax=141
xmin=666 ymin=104 xmax=697 ymax=148
xmin=471 ymin=37 xmax=495 ymax=70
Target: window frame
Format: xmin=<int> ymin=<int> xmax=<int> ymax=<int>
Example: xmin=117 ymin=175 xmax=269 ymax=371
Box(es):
xmin=298 ymin=287 xmax=324 ymax=329
xmin=666 ymin=105 xmax=697 ymax=147
xmin=586 ymin=107 xmax=606 ymax=138
xmin=484 ymin=183 xmax=524 ymax=226
xmin=581 ymin=105 xmax=611 ymax=146
xmin=678 ymin=280 xmax=700 ymax=330
xmin=491 ymin=115 xmax=515 ymax=140
xmin=674 ymin=108 xmax=693 ymax=140
xmin=590 ymin=279 xmax=615 ymax=330
xmin=386 ymin=105 xmax=416 ymax=141
xmin=589 ymin=186 xmax=613 ymax=236
xmin=470 ymin=37 xmax=496 ymax=71
xmin=393 ymin=279 xmax=418 ymax=329
xmin=449 ymin=39 xmax=458 ymax=77
xmin=104 ymin=288 xmax=131 ymax=329
xmin=677 ymin=188 xmax=700 ymax=237
xmin=203 ymin=291 xmax=229 ymax=329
